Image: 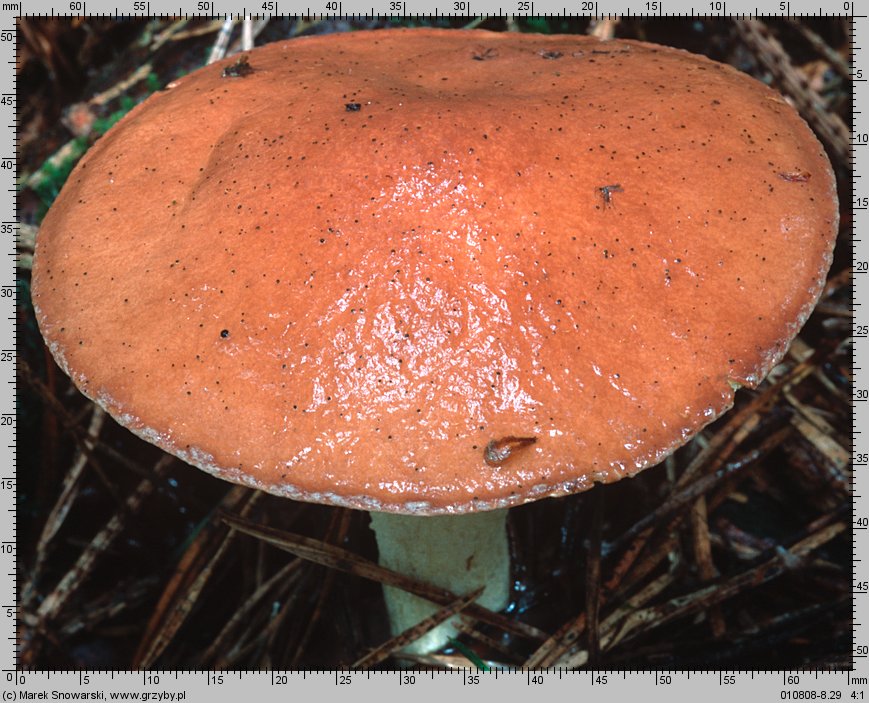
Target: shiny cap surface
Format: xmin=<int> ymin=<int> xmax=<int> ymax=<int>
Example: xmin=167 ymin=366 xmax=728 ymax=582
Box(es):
xmin=33 ymin=29 xmax=838 ymax=514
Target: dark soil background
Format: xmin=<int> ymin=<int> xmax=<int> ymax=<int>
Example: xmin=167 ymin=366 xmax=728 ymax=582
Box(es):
xmin=16 ymin=17 xmax=854 ymax=670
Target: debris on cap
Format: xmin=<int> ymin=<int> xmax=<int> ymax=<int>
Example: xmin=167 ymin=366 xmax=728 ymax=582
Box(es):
xmin=32 ymin=29 xmax=839 ymax=515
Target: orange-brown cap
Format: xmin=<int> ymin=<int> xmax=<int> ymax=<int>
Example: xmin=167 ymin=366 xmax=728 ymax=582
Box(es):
xmin=32 ymin=28 xmax=838 ymax=515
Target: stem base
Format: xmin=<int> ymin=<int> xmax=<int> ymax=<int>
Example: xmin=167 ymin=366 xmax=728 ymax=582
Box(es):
xmin=369 ymin=509 xmax=510 ymax=655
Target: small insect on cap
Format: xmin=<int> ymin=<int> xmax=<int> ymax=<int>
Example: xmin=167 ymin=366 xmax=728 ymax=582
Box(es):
xmin=32 ymin=29 xmax=838 ymax=515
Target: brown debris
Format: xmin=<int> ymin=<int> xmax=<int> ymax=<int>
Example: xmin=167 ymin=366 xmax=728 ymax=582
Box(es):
xmin=132 ymin=488 xmax=261 ymax=669
xmin=733 ymin=18 xmax=850 ymax=167
xmin=221 ymin=512 xmax=549 ymax=645
xmin=352 ymin=587 xmax=484 ymax=669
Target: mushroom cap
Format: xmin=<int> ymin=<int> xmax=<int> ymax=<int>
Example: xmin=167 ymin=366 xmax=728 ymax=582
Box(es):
xmin=32 ymin=28 xmax=838 ymax=515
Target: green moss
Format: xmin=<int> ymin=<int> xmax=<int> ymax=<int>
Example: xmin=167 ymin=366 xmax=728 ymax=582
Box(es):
xmin=31 ymin=93 xmax=151 ymax=219
xmin=31 ymin=136 xmax=88 ymax=217
xmin=522 ymin=17 xmax=554 ymax=34
xmin=145 ymin=71 xmax=161 ymax=92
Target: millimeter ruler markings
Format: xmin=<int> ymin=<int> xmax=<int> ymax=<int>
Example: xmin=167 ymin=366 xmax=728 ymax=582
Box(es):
xmin=1 ymin=4 xmax=863 ymax=702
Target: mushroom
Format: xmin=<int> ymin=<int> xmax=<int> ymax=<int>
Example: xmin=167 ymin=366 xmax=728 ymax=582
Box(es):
xmin=31 ymin=28 xmax=838 ymax=656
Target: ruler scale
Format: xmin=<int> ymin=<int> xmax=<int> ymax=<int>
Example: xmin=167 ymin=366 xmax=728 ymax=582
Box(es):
xmin=2 ymin=4 xmax=15 ymax=679
xmin=3 ymin=5 xmax=862 ymax=700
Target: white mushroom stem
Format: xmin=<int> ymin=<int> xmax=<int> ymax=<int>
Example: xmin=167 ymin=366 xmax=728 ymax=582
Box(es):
xmin=368 ymin=509 xmax=511 ymax=655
